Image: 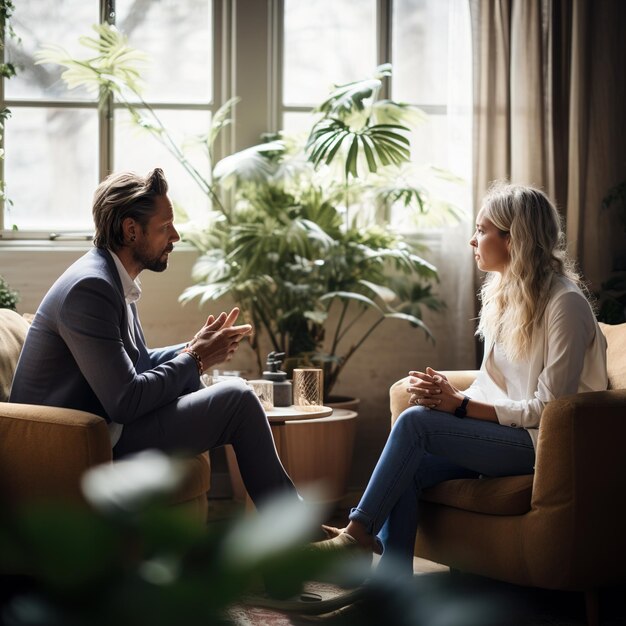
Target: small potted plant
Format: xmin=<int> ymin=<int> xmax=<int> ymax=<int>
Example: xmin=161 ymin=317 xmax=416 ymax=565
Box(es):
xmin=0 ymin=274 xmax=19 ymax=311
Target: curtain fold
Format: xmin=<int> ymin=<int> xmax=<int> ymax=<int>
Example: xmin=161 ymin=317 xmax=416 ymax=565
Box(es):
xmin=470 ymin=0 xmax=626 ymax=288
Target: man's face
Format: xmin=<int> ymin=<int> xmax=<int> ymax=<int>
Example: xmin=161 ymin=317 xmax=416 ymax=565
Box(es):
xmin=133 ymin=195 xmax=180 ymax=273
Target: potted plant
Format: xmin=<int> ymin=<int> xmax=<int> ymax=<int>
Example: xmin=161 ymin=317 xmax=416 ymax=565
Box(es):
xmin=0 ymin=274 xmax=18 ymax=311
xmin=596 ymin=179 xmax=626 ymax=324
xmin=1 ymin=0 xmax=18 ymax=218
xmin=38 ymin=26 xmax=462 ymax=401
xmin=180 ymin=65 xmax=461 ymax=400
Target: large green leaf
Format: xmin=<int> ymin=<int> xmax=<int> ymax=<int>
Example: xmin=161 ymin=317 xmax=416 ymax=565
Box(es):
xmin=306 ymin=119 xmax=411 ymax=176
xmin=317 ymin=78 xmax=381 ymax=117
xmin=35 ymin=24 xmax=148 ymax=99
xmin=384 ymin=311 xmax=434 ymax=339
xmin=213 ymin=140 xmax=285 ymax=188
xmin=319 ymin=290 xmax=383 ymax=313
xmin=358 ymin=280 xmax=397 ymax=303
xmin=373 ymin=100 xmax=428 ymax=126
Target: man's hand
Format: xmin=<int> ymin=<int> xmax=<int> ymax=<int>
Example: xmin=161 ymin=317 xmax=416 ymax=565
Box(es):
xmin=188 ymin=307 xmax=252 ymax=370
xmin=406 ymin=366 xmax=464 ymax=413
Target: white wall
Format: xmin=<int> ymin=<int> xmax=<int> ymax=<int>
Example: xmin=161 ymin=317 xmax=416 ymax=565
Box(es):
xmin=0 ymin=229 xmax=476 ymax=489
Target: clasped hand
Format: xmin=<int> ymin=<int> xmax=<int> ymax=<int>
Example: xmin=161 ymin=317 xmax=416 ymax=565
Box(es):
xmin=406 ymin=366 xmax=463 ymax=414
xmin=187 ymin=307 xmax=252 ymax=370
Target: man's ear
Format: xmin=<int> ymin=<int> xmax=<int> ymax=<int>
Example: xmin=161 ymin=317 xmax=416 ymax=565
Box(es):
xmin=122 ymin=217 xmax=137 ymax=244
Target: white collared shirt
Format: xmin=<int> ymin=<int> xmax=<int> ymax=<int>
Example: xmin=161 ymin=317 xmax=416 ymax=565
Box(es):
xmin=107 ymin=250 xmax=143 ymax=446
xmin=464 ymin=276 xmax=608 ymax=451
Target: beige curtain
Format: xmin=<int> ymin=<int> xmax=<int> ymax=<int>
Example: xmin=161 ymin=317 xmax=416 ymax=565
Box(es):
xmin=470 ymin=0 xmax=626 ymax=288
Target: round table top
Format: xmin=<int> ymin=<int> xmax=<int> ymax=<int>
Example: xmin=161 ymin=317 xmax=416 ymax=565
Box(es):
xmin=264 ymin=405 xmax=333 ymax=423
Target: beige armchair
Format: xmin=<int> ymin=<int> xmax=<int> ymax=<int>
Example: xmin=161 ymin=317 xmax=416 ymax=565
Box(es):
xmin=0 ymin=309 xmax=210 ymax=517
xmin=389 ymin=322 xmax=626 ymax=626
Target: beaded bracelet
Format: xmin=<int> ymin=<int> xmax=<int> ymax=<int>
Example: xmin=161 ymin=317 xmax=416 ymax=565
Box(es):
xmin=182 ymin=346 xmax=204 ymax=375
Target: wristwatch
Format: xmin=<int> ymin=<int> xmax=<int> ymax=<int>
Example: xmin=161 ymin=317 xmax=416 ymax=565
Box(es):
xmin=454 ymin=395 xmax=470 ymax=418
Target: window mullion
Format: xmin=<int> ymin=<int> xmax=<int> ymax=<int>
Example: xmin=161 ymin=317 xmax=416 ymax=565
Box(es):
xmin=213 ymin=0 xmax=232 ymax=164
xmin=268 ymin=0 xmax=283 ymax=132
xmin=378 ymin=0 xmax=392 ymax=99
xmin=0 ymin=7 xmax=6 ymax=231
xmin=99 ymin=0 xmax=115 ymax=180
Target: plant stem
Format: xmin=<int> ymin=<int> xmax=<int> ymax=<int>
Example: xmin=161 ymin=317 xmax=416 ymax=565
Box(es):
xmin=252 ymin=300 xmax=280 ymax=353
xmin=330 ymin=299 xmax=349 ymax=358
xmin=337 ymin=306 xmax=366 ymax=344
xmin=119 ymin=89 xmax=229 ymax=220
xmin=327 ymin=316 xmax=385 ymax=394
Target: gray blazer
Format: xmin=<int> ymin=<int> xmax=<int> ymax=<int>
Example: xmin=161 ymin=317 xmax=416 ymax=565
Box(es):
xmin=10 ymin=248 xmax=200 ymax=424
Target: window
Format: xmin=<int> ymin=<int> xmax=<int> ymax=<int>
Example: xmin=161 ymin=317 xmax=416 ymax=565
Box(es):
xmin=1 ymin=0 xmax=215 ymax=235
xmin=281 ymin=0 xmax=472 ymax=231
xmin=1 ymin=0 xmax=471 ymax=238
xmin=282 ymin=0 xmax=377 ymax=134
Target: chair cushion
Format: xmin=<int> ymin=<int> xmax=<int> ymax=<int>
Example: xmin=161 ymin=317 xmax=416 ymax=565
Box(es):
xmin=0 ymin=309 xmax=30 ymax=402
xmin=599 ymin=322 xmax=626 ymax=390
xmin=421 ymin=474 xmax=534 ymax=516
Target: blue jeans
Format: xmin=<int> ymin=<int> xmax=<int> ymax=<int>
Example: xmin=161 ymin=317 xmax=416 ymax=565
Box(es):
xmin=349 ymin=406 xmax=535 ymax=576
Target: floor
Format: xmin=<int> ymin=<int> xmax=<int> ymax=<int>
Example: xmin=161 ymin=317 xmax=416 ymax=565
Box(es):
xmin=207 ymin=493 xmax=626 ymax=626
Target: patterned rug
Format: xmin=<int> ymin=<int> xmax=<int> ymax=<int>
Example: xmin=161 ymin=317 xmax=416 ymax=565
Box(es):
xmin=225 ymin=575 xmax=626 ymax=626
xmin=227 ymin=581 xmax=356 ymax=626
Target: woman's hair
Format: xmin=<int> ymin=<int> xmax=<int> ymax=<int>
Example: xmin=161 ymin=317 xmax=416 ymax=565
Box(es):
xmin=477 ymin=181 xmax=583 ymax=360
xmin=92 ymin=168 xmax=169 ymax=250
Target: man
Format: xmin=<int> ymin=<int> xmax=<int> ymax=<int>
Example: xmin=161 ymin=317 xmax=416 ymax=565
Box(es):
xmin=10 ymin=168 xmax=297 ymax=506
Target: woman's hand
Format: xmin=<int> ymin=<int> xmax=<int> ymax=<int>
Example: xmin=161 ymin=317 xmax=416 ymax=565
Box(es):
xmin=407 ymin=366 xmax=464 ymax=413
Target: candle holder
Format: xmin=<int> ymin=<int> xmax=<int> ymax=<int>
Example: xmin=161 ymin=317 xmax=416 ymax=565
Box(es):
xmin=292 ymin=368 xmax=324 ymax=411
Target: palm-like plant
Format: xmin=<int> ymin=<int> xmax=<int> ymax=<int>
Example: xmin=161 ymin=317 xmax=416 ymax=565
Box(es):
xmin=181 ymin=132 xmax=442 ymax=395
xmin=38 ymin=25 xmax=462 ymax=399
xmin=36 ymin=24 xmax=230 ymax=216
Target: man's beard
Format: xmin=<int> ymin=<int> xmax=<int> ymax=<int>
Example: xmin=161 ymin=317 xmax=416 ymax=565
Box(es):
xmin=133 ymin=244 xmax=172 ymax=273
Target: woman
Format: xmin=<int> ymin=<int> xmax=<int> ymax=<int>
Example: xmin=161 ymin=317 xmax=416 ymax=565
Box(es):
xmin=318 ymin=182 xmax=608 ymax=576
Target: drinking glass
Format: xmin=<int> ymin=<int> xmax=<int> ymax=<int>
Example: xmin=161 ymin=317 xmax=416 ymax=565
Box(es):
xmin=292 ymin=368 xmax=324 ymax=411
xmin=248 ymin=379 xmax=274 ymax=411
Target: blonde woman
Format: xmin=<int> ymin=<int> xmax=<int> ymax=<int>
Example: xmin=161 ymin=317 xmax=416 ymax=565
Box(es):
xmin=319 ymin=182 xmax=608 ymax=575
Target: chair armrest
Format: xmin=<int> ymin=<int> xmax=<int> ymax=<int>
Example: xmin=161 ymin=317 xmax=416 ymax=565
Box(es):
xmin=533 ymin=388 xmax=626 ymax=514
xmin=526 ymin=389 xmax=626 ymax=586
xmin=389 ymin=371 xmax=479 ymax=426
xmin=0 ymin=403 xmax=112 ymax=506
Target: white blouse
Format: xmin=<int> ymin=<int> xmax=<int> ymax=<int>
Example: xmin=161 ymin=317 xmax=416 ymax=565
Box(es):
xmin=464 ymin=276 xmax=608 ymax=450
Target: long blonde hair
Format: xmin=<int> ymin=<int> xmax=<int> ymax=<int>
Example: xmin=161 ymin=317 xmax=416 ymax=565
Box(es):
xmin=477 ymin=182 xmax=583 ymax=361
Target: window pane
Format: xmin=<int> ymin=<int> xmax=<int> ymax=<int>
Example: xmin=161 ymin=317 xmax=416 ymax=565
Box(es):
xmin=4 ymin=108 xmax=98 ymax=231
xmin=282 ymin=111 xmax=316 ymax=138
xmin=116 ymin=0 xmax=212 ymax=103
xmin=283 ymin=0 xmax=377 ymax=106
xmin=392 ymin=0 xmax=449 ymax=105
xmin=408 ymin=114 xmax=448 ymax=166
xmin=7 ymin=0 xmax=97 ymax=100
xmin=114 ymin=109 xmax=212 ymax=224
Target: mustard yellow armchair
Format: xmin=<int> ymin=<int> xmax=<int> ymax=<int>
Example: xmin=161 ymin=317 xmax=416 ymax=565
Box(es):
xmin=0 ymin=308 xmax=210 ymax=517
xmin=389 ymin=323 xmax=626 ymax=626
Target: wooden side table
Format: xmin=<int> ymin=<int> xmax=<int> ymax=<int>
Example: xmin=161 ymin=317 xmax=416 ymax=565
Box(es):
xmin=225 ymin=407 xmax=357 ymax=507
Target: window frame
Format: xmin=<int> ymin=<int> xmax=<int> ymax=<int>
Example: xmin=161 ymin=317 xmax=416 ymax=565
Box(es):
xmin=277 ymin=0 xmax=447 ymax=131
xmin=1 ymin=0 xmax=454 ymax=241
xmin=0 ymin=0 xmax=228 ymax=239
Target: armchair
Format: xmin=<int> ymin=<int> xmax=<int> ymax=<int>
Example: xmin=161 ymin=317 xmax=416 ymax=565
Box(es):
xmin=389 ymin=322 xmax=626 ymax=626
xmin=0 ymin=308 xmax=210 ymax=517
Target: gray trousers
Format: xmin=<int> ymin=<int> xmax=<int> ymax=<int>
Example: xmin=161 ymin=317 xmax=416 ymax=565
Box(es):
xmin=113 ymin=378 xmax=297 ymax=506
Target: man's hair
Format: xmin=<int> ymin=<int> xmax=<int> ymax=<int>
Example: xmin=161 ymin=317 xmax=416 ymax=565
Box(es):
xmin=92 ymin=168 xmax=169 ymax=250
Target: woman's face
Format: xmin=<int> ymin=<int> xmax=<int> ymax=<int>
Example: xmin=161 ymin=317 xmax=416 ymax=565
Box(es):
xmin=470 ymin=208 xmax=510 ymax=273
